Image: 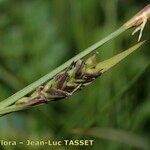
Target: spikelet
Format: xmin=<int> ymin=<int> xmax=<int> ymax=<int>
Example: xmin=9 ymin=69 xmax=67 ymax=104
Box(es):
xmin=16 ymin=53 xmax=102 ymax=106
xmin=15 ymin=41 xmax=145 ymax=107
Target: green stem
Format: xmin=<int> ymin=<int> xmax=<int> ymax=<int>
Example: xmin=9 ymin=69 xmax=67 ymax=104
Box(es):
xmin=0 ymin=41 xmax=145 ymax=116
xmin=0 ymin=105 xmax=31 ymax=117
xmin=0 ymin=25 xmax=127 ymax=110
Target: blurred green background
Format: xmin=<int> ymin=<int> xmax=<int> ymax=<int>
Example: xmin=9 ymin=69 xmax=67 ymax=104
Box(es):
xmin=0 ymin=0 xmax=149 ymax=149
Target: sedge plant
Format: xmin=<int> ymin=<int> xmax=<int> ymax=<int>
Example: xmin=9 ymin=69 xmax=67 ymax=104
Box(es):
xmin=0 ymin=4 xmax=149 ymax=117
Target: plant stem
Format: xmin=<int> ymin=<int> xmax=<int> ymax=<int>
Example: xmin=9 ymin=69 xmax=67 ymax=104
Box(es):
xmin=0 ymin=105 xmax=31 ymax=117
xmin=0 ymin=25 xmax=127 ymax=110
xmin=0 ymin=4 xmax=149 ymax=113
xmin=0 ymin=41 xmax=145 ymax=116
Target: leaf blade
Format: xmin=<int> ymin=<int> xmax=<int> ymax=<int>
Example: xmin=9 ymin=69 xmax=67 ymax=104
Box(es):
xmin=97 ymin=41 xmax=145 ymax=73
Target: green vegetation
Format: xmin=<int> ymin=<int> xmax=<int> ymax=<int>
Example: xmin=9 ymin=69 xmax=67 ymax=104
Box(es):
xmin=0 ymin=0 xmax=149 ymax=150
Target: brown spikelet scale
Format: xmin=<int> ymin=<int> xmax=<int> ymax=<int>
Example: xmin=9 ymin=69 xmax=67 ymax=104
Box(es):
xmin=15 ymin=53 xmax=102 ymax=106
xmin=15 ymin=38 xmax=144 ymax=107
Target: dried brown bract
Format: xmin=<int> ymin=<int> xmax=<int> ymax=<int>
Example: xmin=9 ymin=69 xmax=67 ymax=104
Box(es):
xmin=125 ymin=4 xmax=150 ymax=41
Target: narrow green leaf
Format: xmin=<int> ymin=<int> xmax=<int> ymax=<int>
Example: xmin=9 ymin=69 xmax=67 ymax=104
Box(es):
xmin=0 ymin=41 xmax=145 ymax=116
xmin=97 ymin=41 xmax=145 ymax=73
xmin=0 ymin=26 xmax=127 ymax=109
xmin=0 ymin=3 xmax=148 ymax=116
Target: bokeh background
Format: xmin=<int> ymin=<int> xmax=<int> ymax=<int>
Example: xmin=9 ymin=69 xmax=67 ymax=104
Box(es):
xmin=0 ymin=0 xmax=149 ymax=149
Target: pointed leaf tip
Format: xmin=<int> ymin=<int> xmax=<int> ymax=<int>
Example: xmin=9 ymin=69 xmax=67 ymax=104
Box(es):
xmin=97 ymin=41 xmax=146 ymax=73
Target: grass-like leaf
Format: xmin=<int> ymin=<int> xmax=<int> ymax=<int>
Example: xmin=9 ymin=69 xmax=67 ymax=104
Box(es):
xmin=0 ymin=26 xmax=127 ymax=110
xmin=0 ymin=41 xmax=145 ymax=117
xmin=0 ymin=3 xmax=149 ymax=116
